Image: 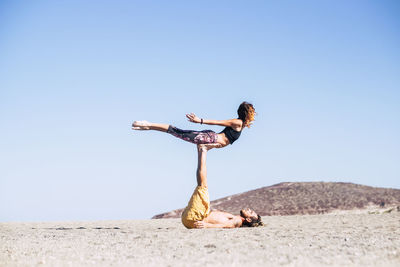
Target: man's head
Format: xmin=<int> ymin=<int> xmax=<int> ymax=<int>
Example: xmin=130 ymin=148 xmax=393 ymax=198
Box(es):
xmin=240 ymin=208 xmax=263 ymax=227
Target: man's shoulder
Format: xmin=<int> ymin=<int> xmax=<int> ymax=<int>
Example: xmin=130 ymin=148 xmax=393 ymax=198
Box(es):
xmin=232 ymin=215 xmax=243 ymax=227
xmin=224 ymin=216 xmax=243 ymax=228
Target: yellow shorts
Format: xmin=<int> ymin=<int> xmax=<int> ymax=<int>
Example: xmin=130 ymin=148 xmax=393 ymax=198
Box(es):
xmin=181 ymin=186 xmax=210 ymax=229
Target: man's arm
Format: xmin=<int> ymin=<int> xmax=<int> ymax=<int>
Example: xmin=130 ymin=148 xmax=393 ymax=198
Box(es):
xmin=193 ymin=220 xmax=237 ymax=229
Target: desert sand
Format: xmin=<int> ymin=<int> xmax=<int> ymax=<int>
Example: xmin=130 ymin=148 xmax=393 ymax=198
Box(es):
xmin=1 ymin=212 xmax=399 ymax=267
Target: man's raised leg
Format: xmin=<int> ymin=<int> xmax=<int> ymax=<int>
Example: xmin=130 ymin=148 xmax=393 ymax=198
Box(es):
xmin=196 ymin=145 xmax=208 ymax=187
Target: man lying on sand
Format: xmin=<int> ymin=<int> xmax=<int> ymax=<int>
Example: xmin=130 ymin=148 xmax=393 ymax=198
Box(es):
xmin=181 ymin=145 xmax=263 ymax=229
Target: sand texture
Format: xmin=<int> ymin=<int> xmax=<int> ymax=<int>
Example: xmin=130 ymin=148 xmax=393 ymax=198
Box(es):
xmin=1 ymin=212 xmax=400 ymax=267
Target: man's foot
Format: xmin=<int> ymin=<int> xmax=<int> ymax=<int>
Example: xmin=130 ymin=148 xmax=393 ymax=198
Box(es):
xmin=197 ymin=144 xmax=206 ymax=152
xmin=132 ymin=120 xmax=151 ymax=130
xmin=197 ymin=143 xmax=222 ymax=152
xmin=197 ymin=143 xmax=221 ymax=152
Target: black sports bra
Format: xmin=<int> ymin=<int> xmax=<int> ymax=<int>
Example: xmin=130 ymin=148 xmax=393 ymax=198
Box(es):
xmin=220 ymin=127 xmax=242 ymax=144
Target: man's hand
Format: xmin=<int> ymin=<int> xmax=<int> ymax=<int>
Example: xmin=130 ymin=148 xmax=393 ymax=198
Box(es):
xmin=186 ymin=113 xmax=201 ymax=123
xmin=193 ymin=221 xmax=206 ymax=228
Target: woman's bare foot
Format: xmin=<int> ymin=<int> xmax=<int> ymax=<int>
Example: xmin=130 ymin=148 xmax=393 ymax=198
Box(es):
xmin=132 ymin=120 xmax=151 ymax=130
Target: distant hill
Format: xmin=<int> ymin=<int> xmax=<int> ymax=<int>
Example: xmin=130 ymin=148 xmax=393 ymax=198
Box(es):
xmin=152 ymin=182 xmax=400 ymax=219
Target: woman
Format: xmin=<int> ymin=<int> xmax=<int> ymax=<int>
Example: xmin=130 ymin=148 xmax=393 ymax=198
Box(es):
xmin=132 ymin=101 xmax=255 ymax=149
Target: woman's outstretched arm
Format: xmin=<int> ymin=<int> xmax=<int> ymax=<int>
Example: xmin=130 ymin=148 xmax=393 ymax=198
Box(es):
xmin=186 ymin=113 xmax=242 ymax=128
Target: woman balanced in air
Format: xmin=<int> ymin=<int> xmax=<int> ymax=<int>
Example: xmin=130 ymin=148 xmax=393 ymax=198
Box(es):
xmin=132 ymin=101 xmax=255 ymax=149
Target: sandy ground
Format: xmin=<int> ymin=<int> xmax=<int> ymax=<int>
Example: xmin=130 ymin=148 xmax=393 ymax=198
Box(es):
xmin=1 ymin=212 xmax=399 ymax=267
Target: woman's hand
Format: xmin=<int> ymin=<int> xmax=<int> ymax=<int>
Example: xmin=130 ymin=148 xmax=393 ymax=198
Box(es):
xmin=186 ymin=113 xmax=201 ymax=123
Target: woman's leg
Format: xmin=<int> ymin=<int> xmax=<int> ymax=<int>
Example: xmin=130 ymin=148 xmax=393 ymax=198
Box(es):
xmin=132 ymin=121 xmax=169 ymax=132
xmin=133 ymin=121 xmax=218 ymax=144
xmin=167 ymin=126 xmax=218 ymax=144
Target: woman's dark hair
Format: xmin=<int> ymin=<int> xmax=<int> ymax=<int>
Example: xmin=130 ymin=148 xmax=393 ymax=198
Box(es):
xmin=237 ymin=101 xmax=256 ymax=128
xmin=241 ymin=214 xmax=264 ymax=227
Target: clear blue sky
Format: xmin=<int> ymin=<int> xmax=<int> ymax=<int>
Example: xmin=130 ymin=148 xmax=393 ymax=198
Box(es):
xmin=1 ymin=0 xmax=399 ymax=222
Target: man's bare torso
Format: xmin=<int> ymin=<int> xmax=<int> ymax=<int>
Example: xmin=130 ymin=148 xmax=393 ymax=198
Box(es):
xmin=203 ymin=209 xmax=243 ymax=228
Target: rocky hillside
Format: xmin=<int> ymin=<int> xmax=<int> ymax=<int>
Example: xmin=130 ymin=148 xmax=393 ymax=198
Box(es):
xmin=152 ymin=182 xmax=400 ymax=219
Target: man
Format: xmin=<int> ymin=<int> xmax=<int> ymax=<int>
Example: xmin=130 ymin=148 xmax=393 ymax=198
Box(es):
xmin=181 ymin=145 xmax=263 ymax=229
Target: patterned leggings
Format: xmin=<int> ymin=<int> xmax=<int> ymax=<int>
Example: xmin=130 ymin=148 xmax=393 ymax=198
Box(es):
xmin=167 ymin=126 xmax=218 ymax=144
